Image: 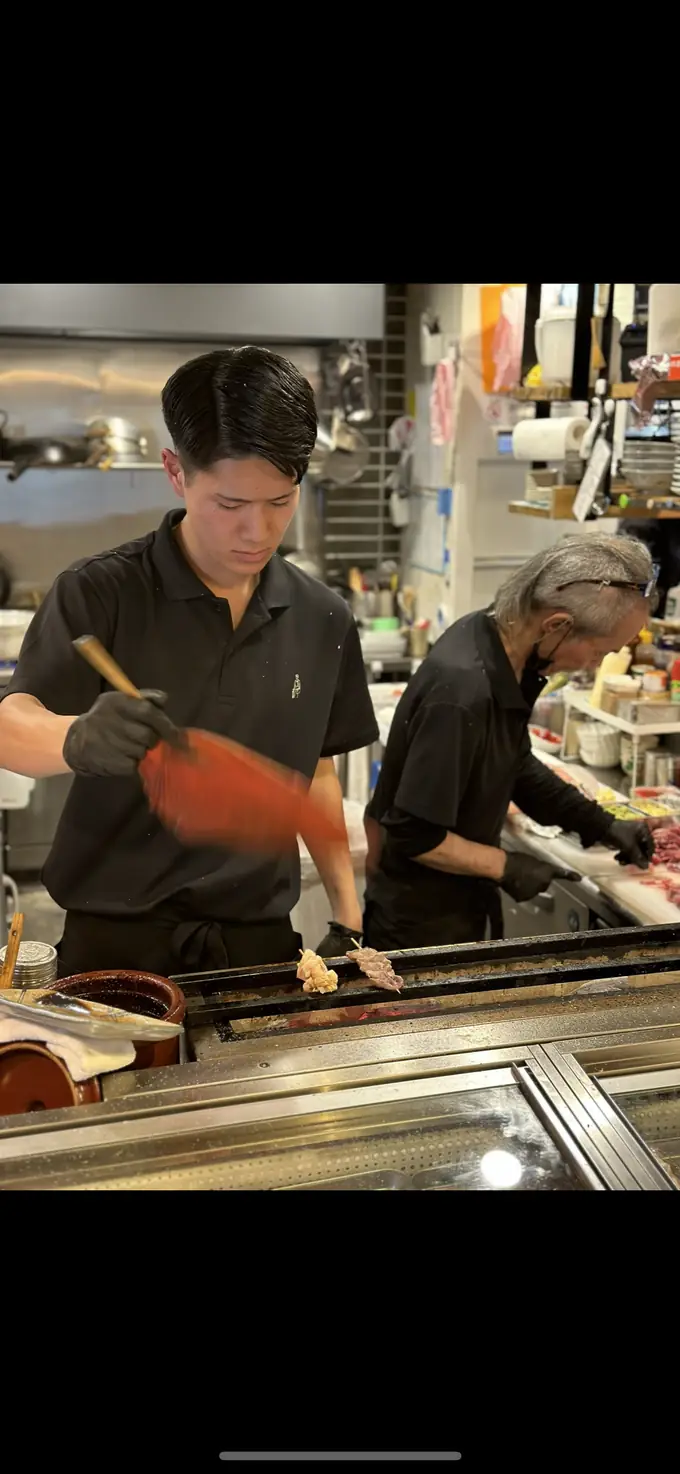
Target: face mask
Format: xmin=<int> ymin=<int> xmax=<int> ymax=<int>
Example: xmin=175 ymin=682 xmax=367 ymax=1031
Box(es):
xmin=525 ymin=643 xmax=552 ymax=676
xmin=526 ymin=624 xmax=572 ymax=675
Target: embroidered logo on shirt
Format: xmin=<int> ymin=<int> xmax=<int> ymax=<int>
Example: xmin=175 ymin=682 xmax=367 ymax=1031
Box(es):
xmin=292 ymin=674 xmax=302 ymax=699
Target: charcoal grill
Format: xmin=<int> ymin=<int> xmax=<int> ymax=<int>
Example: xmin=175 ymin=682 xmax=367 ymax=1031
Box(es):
xmin=171 ymin=921 xmax=680 ymax=1053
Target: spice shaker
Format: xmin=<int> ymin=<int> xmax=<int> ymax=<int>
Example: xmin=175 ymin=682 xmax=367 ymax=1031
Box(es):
xmin=0 ymin=940 xmax=58 ymax=989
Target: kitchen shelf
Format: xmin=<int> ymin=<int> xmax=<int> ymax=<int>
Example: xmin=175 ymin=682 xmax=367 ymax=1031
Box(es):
xmin=612 ymin=381 xmax=680 ymax=400
xmin=509 ymin=487 xmax=680 ymax=521
xmin=565 ymin=687 xmax=680 ymax=738
xmin=0 ymin=460 xmax=163 ymax=472
xmin=508 ymin=381 xmax=680 ymax=404
xmin=508 ymin=385 xmax=573 ymax=402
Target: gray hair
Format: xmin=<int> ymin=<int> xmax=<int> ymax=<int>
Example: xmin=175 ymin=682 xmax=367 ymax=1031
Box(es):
xmin=494 ymin=532 xmax=653 ymax=636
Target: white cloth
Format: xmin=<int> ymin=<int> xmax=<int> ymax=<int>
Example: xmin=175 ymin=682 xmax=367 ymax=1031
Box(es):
xmin=0 ymin=1010 xmax=135 ymax=1081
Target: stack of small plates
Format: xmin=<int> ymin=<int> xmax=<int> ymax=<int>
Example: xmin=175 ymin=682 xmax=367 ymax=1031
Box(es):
xmin=621 ymin=437 xmax=677 ymax=494
xmin=0 ymin=940 xmax=58 ymax=990
xmin=672 ymin=413 xmax=680 ymax=496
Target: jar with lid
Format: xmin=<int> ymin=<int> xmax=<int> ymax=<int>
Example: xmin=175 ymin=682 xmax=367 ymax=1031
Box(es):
xmin=0 ymin=940 xmax=58 ymax=989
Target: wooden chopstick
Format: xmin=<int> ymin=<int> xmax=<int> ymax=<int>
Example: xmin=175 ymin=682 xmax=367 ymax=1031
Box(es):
xmin=1 ymin=912 xmax=24 ymax=989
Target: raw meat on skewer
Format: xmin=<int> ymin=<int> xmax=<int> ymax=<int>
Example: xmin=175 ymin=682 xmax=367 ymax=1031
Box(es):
xmin=348 ymin=944 xmax=403 ymax=994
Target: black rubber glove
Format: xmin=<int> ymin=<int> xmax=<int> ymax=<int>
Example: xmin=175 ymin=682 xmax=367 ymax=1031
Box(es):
xmin=315 ymin=922 xmax=361 ymax=959
xmin=605 ymin=819 xmax=655 ymax=870
xmin=63 ymin=690 xmax=180 ymax=777
xmin=501 ymin=852 xmax=580 ymax=904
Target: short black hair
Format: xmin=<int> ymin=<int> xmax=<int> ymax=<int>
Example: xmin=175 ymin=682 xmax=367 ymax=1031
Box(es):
xmin=161 ymin=345 xmax=318 ymax=482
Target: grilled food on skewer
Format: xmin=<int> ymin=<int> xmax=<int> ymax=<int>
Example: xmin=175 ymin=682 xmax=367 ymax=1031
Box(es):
xmin=297 ymin=949 xmax=339 ymax=995
xmin=348 ymin=944 xmax=403 ymax=993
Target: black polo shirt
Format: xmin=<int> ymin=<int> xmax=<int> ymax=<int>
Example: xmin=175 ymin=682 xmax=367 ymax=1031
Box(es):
xmin=366 ymin=609 xmax=612 ymax=928
xmin=4 ymin=510 xmax=379 ymax=920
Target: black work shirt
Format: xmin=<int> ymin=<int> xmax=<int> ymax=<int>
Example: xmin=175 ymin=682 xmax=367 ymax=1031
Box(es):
xmin=366 ymin=610 xmax=612 ymax=928
xmin=4 ymin=510 xmax=378 ymax=920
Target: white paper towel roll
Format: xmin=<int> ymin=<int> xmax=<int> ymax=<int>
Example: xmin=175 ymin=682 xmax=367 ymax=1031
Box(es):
xmin=512 ymin=416 xmax=589 ymax=462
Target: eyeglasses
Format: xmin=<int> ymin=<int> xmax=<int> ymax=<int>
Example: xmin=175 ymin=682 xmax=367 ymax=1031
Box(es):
xmin=556 ymin=565 xmax=659 ymax=601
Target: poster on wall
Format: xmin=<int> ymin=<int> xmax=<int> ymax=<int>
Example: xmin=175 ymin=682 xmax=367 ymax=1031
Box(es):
xmin=480 ymin=284 xmax=526 ymax=395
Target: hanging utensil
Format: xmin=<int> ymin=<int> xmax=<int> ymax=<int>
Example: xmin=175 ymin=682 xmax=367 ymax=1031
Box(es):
xmin=338 ymin=341 xmax=376 ymax=425
xmin=306 ymin=418 xmax=370 ymax=486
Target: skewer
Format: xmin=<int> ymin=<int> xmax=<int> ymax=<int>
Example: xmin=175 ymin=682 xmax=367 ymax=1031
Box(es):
xmin=2 ymin=912 xmax=25 ymax=994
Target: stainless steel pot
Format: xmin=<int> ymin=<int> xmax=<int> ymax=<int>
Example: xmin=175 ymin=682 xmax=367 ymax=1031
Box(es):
xmin=307 ymin=418 xmax=370 ymax=486
xmin=86 ymin=418 xmax=148 ymax=461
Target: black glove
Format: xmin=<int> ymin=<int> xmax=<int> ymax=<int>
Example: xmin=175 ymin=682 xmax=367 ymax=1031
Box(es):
xmin=501 ymin=852 xmax=580 ymax=904
xmin=63 ymin=690 xmax=180 ymax=777
xmin=315 ymin=922 xmax=361 ymax=959
xmin=605 ymin=819 xmax=655 ymax=870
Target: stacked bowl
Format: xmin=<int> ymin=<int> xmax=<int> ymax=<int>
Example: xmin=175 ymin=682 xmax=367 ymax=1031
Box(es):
xmin=672 ymin=412 xmax=680 ymax=497
xmin=621 ymin=436 xmax=677 ymax=494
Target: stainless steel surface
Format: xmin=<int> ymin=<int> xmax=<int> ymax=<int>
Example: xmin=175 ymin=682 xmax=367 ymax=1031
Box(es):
xmin=611 ymin=1085 xmax=680 ymax=1183
xmin=0 ymin=990 xmax=184 ymax=1042
xmin=6 ymin=774 xmax=72 ymax=874
xmin=3 ymin=986 xmax=680 ymax=1190
xmin=0 ymin=337 xmax=322 ymax=454
xmin=281 ymin=476 xmax=324 ymax=575
xmin=85 ymin=416 xmax=148 ymax=462
xmin=0 ymin=285 xmax=385 ymax=342
xmin=0 ymin=1065 xmax=584 ymax=1191
xmin=535 ymin=1045 xmax=673 ymax=1190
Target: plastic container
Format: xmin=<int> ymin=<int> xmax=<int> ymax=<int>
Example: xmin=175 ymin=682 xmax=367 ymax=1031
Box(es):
xmin=0 ymin=611 xmax=34 ymax=663
xmin=601 ymin=675 xmax=641 ymax=714
xmin=643 ymin=669 xmax=668 ymax=693
xmin=671 ymin=657 xmax=680 ymax=703
xmin=576 ymin=723 xmax=621 ymax=768
xmin=665 ymin=584 xmax=680 ymax=622
xmin=45 ymin=971 xmax=186 ymax=1071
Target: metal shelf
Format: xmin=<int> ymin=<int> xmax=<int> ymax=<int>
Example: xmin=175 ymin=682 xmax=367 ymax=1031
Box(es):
xmin=0 ymin=460 xmax=163 ymax=472
xmin=566 ymin=687 xmax=680 ymax=738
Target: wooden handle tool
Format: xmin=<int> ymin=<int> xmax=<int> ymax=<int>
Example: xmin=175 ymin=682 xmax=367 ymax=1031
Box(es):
xmin=74 ymin=635 xmax=141 ymax=699
xmin=2 ymin=912 xmax=24 ymax=989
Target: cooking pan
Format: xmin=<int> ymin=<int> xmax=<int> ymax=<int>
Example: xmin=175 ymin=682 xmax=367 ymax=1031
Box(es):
xmin=307 ymin=417 xmax=370 ymax=486
xmin=4 ymin=435 xmax=99 ymax=481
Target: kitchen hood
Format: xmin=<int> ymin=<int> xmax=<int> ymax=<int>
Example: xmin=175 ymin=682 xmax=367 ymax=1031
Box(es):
xmin=0 ymin=284 xmax=385 ymax=343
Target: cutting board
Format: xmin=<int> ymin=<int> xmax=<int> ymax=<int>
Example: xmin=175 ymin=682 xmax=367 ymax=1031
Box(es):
xmin=505 ymin=818 xmax=680 ymax=924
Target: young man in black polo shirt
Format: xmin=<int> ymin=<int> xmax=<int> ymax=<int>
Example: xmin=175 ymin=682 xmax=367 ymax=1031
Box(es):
xmin=0 ymin=347 xmax=378 ymax=976
xmin=364 ymin=534 xmax=656 ymax=950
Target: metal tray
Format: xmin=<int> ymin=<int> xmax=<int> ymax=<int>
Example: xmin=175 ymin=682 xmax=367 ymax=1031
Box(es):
xmin=0 ymin=994 xmax=184 ymax=1043
xmin=277 ymin=1170 xmax=413 ymax=1191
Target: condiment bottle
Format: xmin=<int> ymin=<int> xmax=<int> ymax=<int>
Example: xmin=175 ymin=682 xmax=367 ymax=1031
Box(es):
xmin=671 ymin=658 xmax=680 ymax=704
xmin=633 ymin=629 xmax=657 ymax=666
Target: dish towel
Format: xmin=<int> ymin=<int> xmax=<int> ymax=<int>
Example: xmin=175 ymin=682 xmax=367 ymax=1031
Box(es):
xmin=0 ymin=1010 xmax=135 ymax=1081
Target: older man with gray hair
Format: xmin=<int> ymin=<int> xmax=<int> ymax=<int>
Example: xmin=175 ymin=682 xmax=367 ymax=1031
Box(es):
xmin=364 ymin=533 xmax=657 ymax=950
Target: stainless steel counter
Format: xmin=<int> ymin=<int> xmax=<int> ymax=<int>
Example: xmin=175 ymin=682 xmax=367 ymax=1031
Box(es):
xmin=2 ymin=973 xmax=680 ymax=1190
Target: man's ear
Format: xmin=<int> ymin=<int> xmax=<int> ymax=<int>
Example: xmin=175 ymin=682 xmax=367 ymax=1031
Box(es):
xmin=541 ymin=612 xmax=574 ymax=638
xmin=162 ymin=448 xmax=186 ymax=500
